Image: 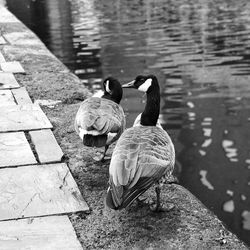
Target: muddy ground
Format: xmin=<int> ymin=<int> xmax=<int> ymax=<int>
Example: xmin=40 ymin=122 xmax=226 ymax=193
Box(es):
xmin=0 ymin=15 xmax=248 ymax=250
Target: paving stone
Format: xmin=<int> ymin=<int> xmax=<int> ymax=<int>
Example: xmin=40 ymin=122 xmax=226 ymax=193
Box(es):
xmin=0 ymin=61 xmax=25 ymax=73
xmin=0 ymin=104 xmax=52 ymax=132
xmin=11 ymin=87 xmax=32 ymax=104
xmin=0 ymin=36 xmax=6 ymax=45
xmin=0 ymin=163 xmax=89 ymax=220
xmin=0 ymin=6 xmax=20 ymax=23
xmin=0 ymin=72 xmax=19 ymax=89
xmin=0 ymin=216 xmax=82 ymax=250
xmin=0 ymin=52 xmax=6 ymax=62
xmin=29 ymin=129 xmax=64 ymax=163
xmin=0 ymin=132 xmax=37 ymax=167
xmin=0 ymin=90 xmax=16 ymax=106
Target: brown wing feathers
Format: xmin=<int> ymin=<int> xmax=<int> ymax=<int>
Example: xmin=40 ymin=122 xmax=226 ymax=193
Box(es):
xmin=75 ymin=98 xmax=124 ymax=147
xmin=121 ymin=167 xmax=166 ymax=208
xmin=107 ymin=165 xmax=166 ymax=210
xmin=106 ymin=127 xmax=174 ymax=210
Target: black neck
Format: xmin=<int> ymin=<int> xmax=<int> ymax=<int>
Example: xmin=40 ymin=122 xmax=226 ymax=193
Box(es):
xmin=140 ymin=82 xmax=160 ymax=126
xmin=102 ymin=88 xmax=122 ymax=104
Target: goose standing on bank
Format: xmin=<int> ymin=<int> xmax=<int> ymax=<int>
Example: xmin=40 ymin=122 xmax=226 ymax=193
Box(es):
xmin=75 ymin=77 xmax=125 ymax=161
xmin=106 ymin=75 xmax=175 ymax=211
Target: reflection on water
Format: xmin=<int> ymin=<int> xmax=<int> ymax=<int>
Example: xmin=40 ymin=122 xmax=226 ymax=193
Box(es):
xmin=6 ymin=0 xmax=250 ymax=245
xmin=200 ymin=170 xmax=214 ymax=190
xmin=6 ymin=0 xmax=75 ymax=70
xmin=242 ymin=211 xmax=250 ymax=230
xmin=223 ymin=199 xmax=235 ymax=213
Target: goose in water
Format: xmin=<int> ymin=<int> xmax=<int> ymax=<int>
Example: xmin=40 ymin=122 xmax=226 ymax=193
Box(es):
xmin=75 ymin=77 xmax=125 ymax=161
xmin=106 ymin=75 xmax=175 ymax=211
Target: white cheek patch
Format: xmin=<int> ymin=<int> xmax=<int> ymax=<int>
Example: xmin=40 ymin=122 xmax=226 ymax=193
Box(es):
xmin=138 ymin=78 xmax=152 ymax=92
xmin=133 ymin=113 xmax=142 ymax=127
xmin=105 ymin=80 xmax=111 ymax=93
xmin=78 ymin=128 xmax=102 ymax=140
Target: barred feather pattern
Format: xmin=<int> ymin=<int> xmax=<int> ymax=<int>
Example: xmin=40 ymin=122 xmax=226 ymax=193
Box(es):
xmin=75 ymin=97 xmax=125 ymax=145
xmin=107 ymin=126 xmax=175 ymax=209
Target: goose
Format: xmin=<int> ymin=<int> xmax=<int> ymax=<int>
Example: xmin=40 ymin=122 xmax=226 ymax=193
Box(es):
xmin=106 ymin=75 xmax=175 ymax=211
xmin=75 ymin=77 xmax=125 ymax=161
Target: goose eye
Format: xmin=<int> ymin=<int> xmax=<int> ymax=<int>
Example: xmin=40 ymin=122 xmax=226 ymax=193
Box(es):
xmin=135 ymin=77 xmax=145 ymax=87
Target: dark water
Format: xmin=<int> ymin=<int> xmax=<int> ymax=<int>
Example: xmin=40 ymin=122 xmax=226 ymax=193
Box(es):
xmin=6 ymin=0 xmax=250 ymax=245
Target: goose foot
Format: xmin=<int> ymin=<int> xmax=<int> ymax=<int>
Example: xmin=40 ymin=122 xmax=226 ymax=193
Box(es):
xmin=150 ymin=203 xmax=175 ymax=213
xmin=100 ymin=156 xmax=111 ymax=163
xmin=101 ymin=156 xmax=111 ymax=163
xmin=93 ymin=152 xmax=104 ymax=161
xmin=93 ymin=155 xmax=111 ymax=162
xmin=136 ymin=196 xmax=149 ymax=207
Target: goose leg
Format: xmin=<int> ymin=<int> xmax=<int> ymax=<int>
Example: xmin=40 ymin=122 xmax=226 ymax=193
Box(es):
xmin=136 ymin=196 xmax=148 ymax=207
xmin=93 ymin=151 xmax=103 ymax=161
xmin=100 ymin=145 xmax=109 ymax=162
xmin=93 ymin=145 xmax=109 ymax=162
xmin=150 ymin=182 xmax=175 ymax=212
xmin=155 ymin=184 xmax=162 ymax=212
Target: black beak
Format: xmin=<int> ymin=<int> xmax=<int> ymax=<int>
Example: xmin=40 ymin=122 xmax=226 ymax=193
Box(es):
xmin=122 ymin=80 xmax=135 ymax=88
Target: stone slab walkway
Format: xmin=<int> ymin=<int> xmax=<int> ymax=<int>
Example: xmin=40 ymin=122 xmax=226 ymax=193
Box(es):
xmin=0 ymin=72 xmax=19 ymax=89
xmin=0 ymin=104 xmax=53 ymax=132
xmin=29 ymin=129 xmax=64 ymax=163
xmin=0 ymin=132 xmax=37 ymax=167
xmin=0 ymin=163 xmax=87 ymax=220
xmin=0 ymin=216 xmax=82 ymax=250
xmin=0 ymin=5 xmax=88 ymax=249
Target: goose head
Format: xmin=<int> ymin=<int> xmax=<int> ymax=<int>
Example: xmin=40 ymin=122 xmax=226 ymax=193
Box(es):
xmin=103 ymin=77 xmax=123 ymax=104
xmin=122 ymin=75 xmax=159 ymax=93
xmin=122 ymin=75 xmax=161 ymax=126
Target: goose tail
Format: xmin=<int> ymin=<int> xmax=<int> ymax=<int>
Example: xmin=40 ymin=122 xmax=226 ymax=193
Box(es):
xmin=119 ymin=177 xmax=154 ymax=209
xmin=106 ymin=179 xmax=124 ymax=210
xmin=106 ymin=177 xmax=156 ymax=210
xmin=83 ymin=134 xmax=107 ymax=147
xmin=106 ymin=187 xmax=120 ymax=210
